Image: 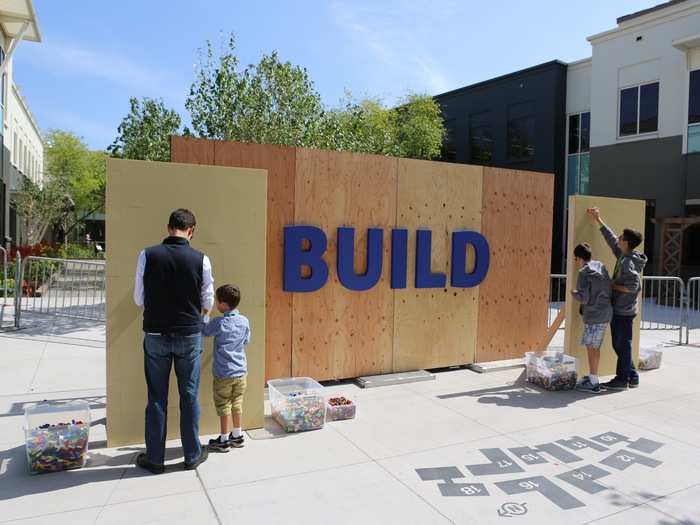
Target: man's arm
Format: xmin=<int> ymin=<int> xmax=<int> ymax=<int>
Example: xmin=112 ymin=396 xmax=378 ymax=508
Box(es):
xmin=201 ymin=255 xmax=214 ymax=314
xmin=202 ymin=316 xmax=221 ymax=337
xmin=586 ymin=207 xmax=622 ymax=258
xmin=570 ymin=272 xmax=589 ymax=304
xmin=133 ymin=250 xmax=146 ymax=307
xmin=613 ymin=259 xmax=641 ymax=294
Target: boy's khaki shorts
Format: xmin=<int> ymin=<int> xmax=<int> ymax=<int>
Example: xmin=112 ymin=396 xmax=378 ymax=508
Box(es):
xmin=213 ymin=375 xmax=247 ymax=416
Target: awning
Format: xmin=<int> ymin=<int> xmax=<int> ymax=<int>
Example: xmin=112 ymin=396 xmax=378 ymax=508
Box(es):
xmin=0 ymin=0 xmax=40 ymax=43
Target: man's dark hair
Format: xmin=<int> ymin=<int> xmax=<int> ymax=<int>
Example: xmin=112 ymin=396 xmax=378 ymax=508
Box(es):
xmin=168 ymin=208 xmax=196 ymax=231
xmin=622 ymin=228 xmax=643 ymax=250
xmin=574 ymin=242 xmax=592 ymax=262
xmin=216 ymin=284 xmax=241 ymax=309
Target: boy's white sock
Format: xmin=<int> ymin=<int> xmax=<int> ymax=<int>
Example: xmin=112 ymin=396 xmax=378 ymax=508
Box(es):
xmin=231 ymin=427 xmax=242 ymax=438
xmin=589 ymin=374 xmax=599 ymax=385
xmin=219 ymin=433 xmax=228 ymax=442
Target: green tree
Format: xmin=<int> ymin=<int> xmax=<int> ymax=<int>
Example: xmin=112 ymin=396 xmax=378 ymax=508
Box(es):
xmin=109 ymin=97 xmax=181 ymax=161
xmin=186 ymin=36 xmax=327 ymax=146
xmin=11 ymin=177 xmax=70 ymax=244
xmin=393 ymin=93 xmax=445 ymax=160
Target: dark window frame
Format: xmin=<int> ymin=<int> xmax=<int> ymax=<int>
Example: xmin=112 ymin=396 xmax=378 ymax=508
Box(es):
xmin=618 ymin=81 xmax=659 ymax=137
xmin=468 ymin=111 xmax=493 ymax=163
xmin=507 ymin=102 xmax=535 ymax=161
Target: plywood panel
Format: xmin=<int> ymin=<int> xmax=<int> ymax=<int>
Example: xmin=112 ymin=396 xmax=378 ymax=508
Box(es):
xmin=565 ymin=195 xmax=645 ymax=377
xmin=393 ymin=159 xmax=482 ymax=371
xmin=476 ymin=168 xmax=554 ymax=362
xmin=213 ymin=141 xmax=295 ymax=381
xmin=106 ymin=158 xmax=267 ymax=447
xmin=292 ymin=149 xmax=397 ymax=380
xmin=170 ymin=135 xmax=215 ymax=165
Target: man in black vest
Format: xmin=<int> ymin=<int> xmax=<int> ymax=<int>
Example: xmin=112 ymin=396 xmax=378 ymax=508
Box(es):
xmin=133 ymin=208 xmax=214 ymax=473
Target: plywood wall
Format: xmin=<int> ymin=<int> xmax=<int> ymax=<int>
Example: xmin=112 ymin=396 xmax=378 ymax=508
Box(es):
xmin=393 ymin=159 xmax=482 ymax=371
xmin=106 ymin=159 xmax=267 ymax=447
xmin=170 ymin=137 xmax=555 ymax=380
xmin=476 ymin=168 xmax=554 ymax=362
xmin=565 ymin=195 xmax=645 ymax=377
xmin=293 ymin=149 xmax=397 ymax=379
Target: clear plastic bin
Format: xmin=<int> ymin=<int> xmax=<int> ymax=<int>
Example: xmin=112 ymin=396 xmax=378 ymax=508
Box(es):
xmin=326 ymin=396 xmax=357 ymax=421
xmin=24 ymin=400 xmax=91 ymax=474
xmin=268 ymin=377 xmax=325 ymax=432
xmin=639 ymin=345 xmax=663 ymax=370
xmin=524 ymin=351 xmax=577 ymax=391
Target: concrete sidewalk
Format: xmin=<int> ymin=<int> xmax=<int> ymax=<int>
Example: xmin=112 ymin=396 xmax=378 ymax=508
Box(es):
xmin=0 ymin=316 xmax=698 ymax=524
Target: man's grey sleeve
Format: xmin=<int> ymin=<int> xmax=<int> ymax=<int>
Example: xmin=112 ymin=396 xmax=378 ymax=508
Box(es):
xmin=572 ymin=272 xmax=589 ymax=304
xmin=619 ymin=259 xmax=641 ymax=293
xmin=600 ymin=224 xmax=622 ymax=258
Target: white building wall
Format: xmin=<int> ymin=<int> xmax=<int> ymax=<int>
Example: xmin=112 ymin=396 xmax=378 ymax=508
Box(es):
xmin=7 ymin=82 xmax=43 ymax=188
xmin=566 ymin=59 xmax=592 ymax=115
xmin=588 ymin=0 xmax=700 ymax=148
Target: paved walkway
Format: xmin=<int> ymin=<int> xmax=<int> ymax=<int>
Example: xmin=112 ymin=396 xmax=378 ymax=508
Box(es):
xmin=0 ymin=313 xmax=698 ymax=524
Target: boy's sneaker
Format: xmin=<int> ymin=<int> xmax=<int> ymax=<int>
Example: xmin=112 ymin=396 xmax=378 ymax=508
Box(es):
xmin=228 ymin=433 xmax=245 ymax=448
xmin=601 ymin=378 xmax=628 ymax=391
xmin=576 ymin=377 xmax=601 ymax=394
xmin=208 ymin=435 xmax=231 ymax=452
xmin=628 ymin=377 xmax=640 ymax=388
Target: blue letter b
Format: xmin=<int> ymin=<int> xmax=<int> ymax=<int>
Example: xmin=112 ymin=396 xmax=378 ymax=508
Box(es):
xmin=283 ymin=226 xmax=329 ymax=292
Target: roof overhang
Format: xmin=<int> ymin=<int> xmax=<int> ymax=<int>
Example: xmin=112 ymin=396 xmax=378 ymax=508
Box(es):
xmin=672 ymin=33 xmax=700 ymax=49
xmin=0 ymin=0 xmax=40 ymax=43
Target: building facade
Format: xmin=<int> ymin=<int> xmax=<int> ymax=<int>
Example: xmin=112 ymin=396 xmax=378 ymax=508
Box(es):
xmin=0 ymin=1 xmax=41 ymax=247
xmin=437 ymin=0 xmax=700 ymax=276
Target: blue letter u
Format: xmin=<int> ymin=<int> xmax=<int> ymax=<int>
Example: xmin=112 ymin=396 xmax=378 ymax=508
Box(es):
xmin=337 ymin=227 xmax=383 ymax=291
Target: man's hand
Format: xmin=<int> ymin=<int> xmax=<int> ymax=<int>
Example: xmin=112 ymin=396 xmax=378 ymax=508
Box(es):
xmin=587 ymin=207 xmax=602 ymax=225
xmin=570 ymin=289 xmax=578 ymax=296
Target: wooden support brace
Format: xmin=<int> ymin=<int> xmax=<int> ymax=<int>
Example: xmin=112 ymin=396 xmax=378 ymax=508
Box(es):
xmin=540 ymin=309 xmax=565 ymax=350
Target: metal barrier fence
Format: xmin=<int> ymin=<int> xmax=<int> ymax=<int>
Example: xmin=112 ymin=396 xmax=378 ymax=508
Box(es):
xmin=640 ymin=276 xmax=684 ymax=343
xmin=687 ymin=277 xmax=700 ymax=345
xmin=0 ymin=246 xmax=7 ymax=301
xmin=17 ymin=256 xmax=105 ymax=324
xmin=548 ymin=274 xmax=567 ymax=328
xmin=548 ymin=274 xmax=686 ymax=343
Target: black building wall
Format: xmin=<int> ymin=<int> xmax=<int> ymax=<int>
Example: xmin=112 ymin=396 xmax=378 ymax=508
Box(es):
xmin=435 ymin=61 xmax=568 ymax=272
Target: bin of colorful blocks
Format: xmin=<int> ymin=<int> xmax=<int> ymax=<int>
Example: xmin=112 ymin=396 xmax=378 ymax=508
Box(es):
xmin=24 ymin=400 xmax=91 ymax=474
xmin=524 ymin=350 xmax=577 ymax=391
xmin=638 ymin=345 xmax=663 ymax=370
xmin=268 ymin=377 xmax=326 ymax=432
xmin=326 ymin=395 xmax=357 ymax=421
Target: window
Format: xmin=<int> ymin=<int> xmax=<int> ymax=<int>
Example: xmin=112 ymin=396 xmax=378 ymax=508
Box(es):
xmin=12 ymin=131 xmax=16 ymax=166
xmin=619 ymin=81 xmax=659 ymax=136
xmin=469 ymin=111 xmax=493 ymax=163
xmin=566 ymin=112 xmax=590 ymax=196
xmin=689 ymin=69 xmax=700 ymax=153
xmin=441 ymin=119 xmax=456 ymax=162
xmin=507 ymin=102 xmax=535 ymax=160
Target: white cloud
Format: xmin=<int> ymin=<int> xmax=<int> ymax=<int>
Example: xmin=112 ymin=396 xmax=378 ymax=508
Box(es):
xmin=330 ymin=1 xmax=453 ymax=96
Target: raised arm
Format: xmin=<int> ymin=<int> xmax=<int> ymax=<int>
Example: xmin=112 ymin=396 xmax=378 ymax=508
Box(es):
xmin=586 ymin=207 xmax=622 ymax=259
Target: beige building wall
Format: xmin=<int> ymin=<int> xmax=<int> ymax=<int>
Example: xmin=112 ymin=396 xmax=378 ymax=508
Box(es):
xmin=106 ymin=159 xmax=267 ymax=447
xmin=565 ymin=195 xmax=645 ymax=377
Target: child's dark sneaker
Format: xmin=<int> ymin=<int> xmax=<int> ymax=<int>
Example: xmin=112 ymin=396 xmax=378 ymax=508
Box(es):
xmin=208 ymin=435 xmax=230 ymax=452
xmin=228 ymin=433 xmax=244 ymax=448
xmin=576 ymin=377 xmax=601 ymax=394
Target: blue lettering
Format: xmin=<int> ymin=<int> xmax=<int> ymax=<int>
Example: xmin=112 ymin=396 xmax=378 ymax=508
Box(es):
xmin=451 ymin=231 xmax=490 ymax=287
xmin=337 ymin=227 xmax=383 ymax=291
xmin=415 ymin=230 xmax=447 ymax=289
xmin=391 ymin=229 xmax=408 ymax=289
xmin=283 ymin=225 xmax=329 ymax=292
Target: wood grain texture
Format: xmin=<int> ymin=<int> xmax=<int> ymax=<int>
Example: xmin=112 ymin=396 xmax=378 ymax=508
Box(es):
xmin=292 ymin=148 xmax=397 ymax=380
xmin=565 ymin=195 xmax=645 ymax=376
xmin=393 ymin=159 xmax=483 ymax=371
xmin=170 ymin=135 xmax=214 ymax=165
xmin=106 ymin=159 xmax=267 ymax=447
xmin=476 ymin=168 xmax=553 ymax=362
xmin=213 ymin=141 xmax=296 ymax=381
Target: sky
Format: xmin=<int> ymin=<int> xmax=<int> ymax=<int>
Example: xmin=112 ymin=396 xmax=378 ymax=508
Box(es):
xmin=13 ymin=0 xmax=665 ymax=151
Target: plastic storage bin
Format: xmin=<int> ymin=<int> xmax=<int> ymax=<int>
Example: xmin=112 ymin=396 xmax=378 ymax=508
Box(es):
xmin=326 ymin=396 xmax=357 ymax=421
xmin=268 ymin=377 xmax=325 ymax=432
xmin=24 ymin=400 xmax=91 ymax=474
xmin=638 ymin=345 xmax=663 ymax=370
xmin=525 ymin=351 xmax=577 ymax=391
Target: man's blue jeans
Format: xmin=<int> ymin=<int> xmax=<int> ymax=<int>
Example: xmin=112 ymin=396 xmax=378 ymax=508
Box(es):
xmin=143 ymin=333 xmax=202 ymax=464
xmin=610 ymin=315 xmax=639 ymax=383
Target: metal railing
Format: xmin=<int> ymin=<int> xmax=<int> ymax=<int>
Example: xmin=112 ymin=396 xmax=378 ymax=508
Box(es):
xmin=687 ymin=277 xmax=700 ymax=345
xmin=548 ymin=274 xmax=687 ymax=343
xmin=17 ymin=256 xmax=105 ymax=323
xmin=640 ymin=276 xmax=684 ymax=343
xmin=548 ymin=274 xmax=567 ymax=328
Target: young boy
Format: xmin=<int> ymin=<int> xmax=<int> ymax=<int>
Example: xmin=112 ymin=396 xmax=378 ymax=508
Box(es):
xmin=571 ymin=243 xmax=613 ymax=393
xmin=202 ymin=284 xmax=251 ymax=451
xmin=587 ymin=207 xmax=646 ymax=390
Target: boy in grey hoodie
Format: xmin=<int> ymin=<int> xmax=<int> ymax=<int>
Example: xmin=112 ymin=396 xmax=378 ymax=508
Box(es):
xmin=587 ymin=207 xmax=647 ymax=390
xmin=571 ymin=243 xmax=613 ymax=393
